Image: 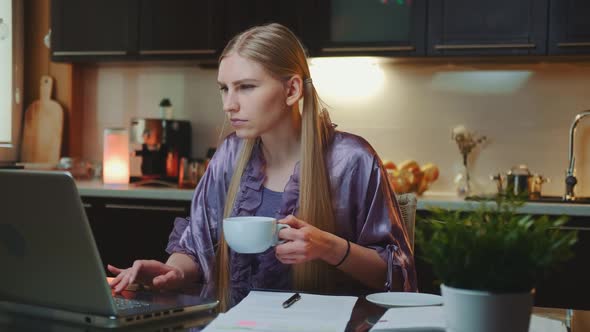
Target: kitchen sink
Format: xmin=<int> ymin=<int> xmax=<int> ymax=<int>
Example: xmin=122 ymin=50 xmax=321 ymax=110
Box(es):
xmin=529 ymin=196 xmax=590 ymax=204
xmin=466 ymin=195 xmax=590 ymax=204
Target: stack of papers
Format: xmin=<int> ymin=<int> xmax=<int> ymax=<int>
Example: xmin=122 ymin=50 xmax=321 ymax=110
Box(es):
xmin=370 ymin=306 xmax=568 ymax=332
xmin=203 ymin=291 xmax=358 ymax=332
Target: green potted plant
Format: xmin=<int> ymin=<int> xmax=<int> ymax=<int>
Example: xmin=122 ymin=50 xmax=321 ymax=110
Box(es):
xmin=416 ymin=195 xmax=577 ymax=332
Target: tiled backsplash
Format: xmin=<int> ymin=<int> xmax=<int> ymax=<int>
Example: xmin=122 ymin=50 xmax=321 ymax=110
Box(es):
xmin=79 ymin=59 xmax=590 ymax=197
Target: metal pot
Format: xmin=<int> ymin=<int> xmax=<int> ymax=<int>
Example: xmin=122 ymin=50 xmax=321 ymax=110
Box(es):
xmin=491 ymin=165 xmax=548 ymax=199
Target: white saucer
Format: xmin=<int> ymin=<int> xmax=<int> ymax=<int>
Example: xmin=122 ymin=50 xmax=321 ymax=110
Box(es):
xmin=366 ymin=292 xmax=443 ymax=308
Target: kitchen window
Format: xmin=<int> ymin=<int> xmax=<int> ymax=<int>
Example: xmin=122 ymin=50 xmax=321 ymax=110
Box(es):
xmin=0 ymin=0 xmax=22 ymax=162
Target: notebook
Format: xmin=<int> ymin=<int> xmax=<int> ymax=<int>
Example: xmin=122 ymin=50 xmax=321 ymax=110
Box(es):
xmin=203 ymin=291 xmax=358 ymax=332
xmin=0 ymin=170 xmax=218 ymax=327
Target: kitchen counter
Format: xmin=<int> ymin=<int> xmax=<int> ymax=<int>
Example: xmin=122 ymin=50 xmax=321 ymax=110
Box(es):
xmin=76 ymin=179 xmax=195 ymax=201
xmin=420 ymin=193 xmax=590 ymax=217
xmin=74 ymin=181 xmax=590 ymax=217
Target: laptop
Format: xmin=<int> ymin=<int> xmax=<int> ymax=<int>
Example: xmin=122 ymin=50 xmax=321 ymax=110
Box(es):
xmin=0 ymin=170 xmax=218 ymax=327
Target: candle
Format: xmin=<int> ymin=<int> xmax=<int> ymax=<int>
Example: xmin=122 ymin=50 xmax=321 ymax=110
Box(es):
xmin=103 ymin=128 xmax=129 ymax=185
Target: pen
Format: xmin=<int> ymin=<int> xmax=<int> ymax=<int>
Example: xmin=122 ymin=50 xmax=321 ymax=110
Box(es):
xmin=282 ymin=292 xmax=301 ymax=308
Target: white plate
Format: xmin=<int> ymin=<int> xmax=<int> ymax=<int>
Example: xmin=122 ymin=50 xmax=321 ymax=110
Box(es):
xmin=366 ymin=292 xmax=443 ymax=308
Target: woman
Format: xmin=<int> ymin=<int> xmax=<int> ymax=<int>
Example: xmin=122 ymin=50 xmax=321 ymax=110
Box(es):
xmin=108 ymin=23 xmax=416 ymax=311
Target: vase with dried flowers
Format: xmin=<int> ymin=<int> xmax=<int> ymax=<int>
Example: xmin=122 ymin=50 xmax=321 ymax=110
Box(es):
xmin=452 ymin=125 xmax=487 ymax=196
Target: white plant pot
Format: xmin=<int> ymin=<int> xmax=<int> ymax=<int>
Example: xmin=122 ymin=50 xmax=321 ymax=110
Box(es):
xmin=441 ymin=284 xmax=533 ymax=332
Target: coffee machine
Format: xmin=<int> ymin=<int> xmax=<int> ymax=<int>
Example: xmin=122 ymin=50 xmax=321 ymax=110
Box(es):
xmin=129 ymin=118 xmax=191 ymax=185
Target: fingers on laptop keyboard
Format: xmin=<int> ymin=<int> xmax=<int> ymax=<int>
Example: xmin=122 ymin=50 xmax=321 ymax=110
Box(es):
xmin=110 ymin=272 xmax=130 ymax=293
xmin=119 ymin=273 xmax=134 ymax=293
xmin=152 ymin=273 xmax=169 ymax=287
xmin=152 ymin=269 xmax=181 ymax=290
xmin=107 ymin=264 xmax=123 ymax=275
xmin=107 ymin=265 xmax=126 ymax=289
xmin=110 ymin=264 xmax=138 ymax=292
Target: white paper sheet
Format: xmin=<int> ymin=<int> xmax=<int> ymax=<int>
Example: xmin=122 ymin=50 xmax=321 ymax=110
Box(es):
xmin=529 ymin=315 xmax=568 ymax=332
xmin=202 ymin=291 xmax=358 ymax=332
xmin=370 ymin=306 xmax=445 ymax=331
xmin=370 ymin=306 xmax=568 ymax=332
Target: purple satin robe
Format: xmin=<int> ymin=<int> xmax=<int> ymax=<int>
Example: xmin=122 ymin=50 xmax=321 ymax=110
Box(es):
xmin=166 ymin=131 xmax=417 ymax=305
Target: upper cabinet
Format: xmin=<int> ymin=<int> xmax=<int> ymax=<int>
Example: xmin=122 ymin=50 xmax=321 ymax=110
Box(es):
xmin=51 ymin=0 xmax=221 ymax=62
xmin=548 ymin=0 xmax=590 ymax=55
xmin=51 ymin=0 xmax=139 ymax=61
xmin=427 ymin=0 xmax=548 ymax=56
xmin=138 ymin=0 xmax=221 ymax=60
xmin=50 ymin=0 xmax=590 ymax=62
xmin=314 ymin=0 xmax=426 ymax=57
xmin=221 ymin=0 xmax=318 ymax=55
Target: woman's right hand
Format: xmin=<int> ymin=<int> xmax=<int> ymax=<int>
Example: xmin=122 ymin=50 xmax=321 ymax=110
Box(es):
xmin=108 ymin=260 xmax=185 ymax=293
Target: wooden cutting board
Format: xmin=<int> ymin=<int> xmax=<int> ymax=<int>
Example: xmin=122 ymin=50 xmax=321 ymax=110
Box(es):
xmin=21 ymin=76 xmax=64 ymax=164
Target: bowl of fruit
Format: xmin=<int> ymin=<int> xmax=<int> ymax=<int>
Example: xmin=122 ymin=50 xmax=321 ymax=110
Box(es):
xmin=383 ymin=159 xmax=439 ymax=195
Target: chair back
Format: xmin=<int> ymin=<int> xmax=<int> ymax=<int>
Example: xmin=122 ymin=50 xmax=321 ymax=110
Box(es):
xmin=396 ymin=193 xmax=417 ymax=252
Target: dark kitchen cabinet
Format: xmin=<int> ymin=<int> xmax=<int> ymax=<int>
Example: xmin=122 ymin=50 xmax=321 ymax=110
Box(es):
xmin=139 ymin=0 xmax=222 ymax=60
xmin=50 ymin=0 xmax=590 ymax=62
xmin=548 ymin=0 xmax=590 ymax=55
xmin=51 ymin=0 xmax=221 ymax=62
xmin=534 ymin=216 xmax=590 ymax=310
xmin=221 ymin=0 xmax=316 ymax=54
xmin=427 ymin=0 xmax=549 ymax=56
xmin=314 ymin=0 xmax=427 ymax=57
xmin=81 ymin=196 xmax=190 ymax=272
xmin=51 ymin=0 xmax=139 ymax=62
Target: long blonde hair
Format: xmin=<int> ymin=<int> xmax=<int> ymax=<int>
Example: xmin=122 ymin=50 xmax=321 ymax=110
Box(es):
xmin=216 ymin=23 xmax=337 ymax=311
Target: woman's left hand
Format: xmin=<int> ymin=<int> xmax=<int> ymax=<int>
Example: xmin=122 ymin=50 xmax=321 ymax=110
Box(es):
xmin=275 ymin=215 xmax=340 ymax=265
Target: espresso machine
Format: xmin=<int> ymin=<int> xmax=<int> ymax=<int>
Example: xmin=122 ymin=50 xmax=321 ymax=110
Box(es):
xmin=129 ymin=118 xmax=191 ymax=186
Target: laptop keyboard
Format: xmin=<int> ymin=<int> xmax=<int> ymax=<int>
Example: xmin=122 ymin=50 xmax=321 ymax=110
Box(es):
xmin=113 ymin=296 xmax=152 ymax=310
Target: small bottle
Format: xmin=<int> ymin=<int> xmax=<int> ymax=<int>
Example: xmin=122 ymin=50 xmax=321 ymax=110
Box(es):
xmin=159 ymin=98 xmax=173 ymax=119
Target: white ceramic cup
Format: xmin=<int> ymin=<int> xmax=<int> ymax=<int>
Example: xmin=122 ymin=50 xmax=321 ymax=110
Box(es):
xmin=223 ymin=216 xmax=291 ymax=254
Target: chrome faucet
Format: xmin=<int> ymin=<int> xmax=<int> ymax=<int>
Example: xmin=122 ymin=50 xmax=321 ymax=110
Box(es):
xmin=565 ymin=110 xmax=590 ymax=201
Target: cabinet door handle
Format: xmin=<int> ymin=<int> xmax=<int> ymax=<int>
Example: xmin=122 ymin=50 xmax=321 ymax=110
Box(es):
xmin=321 ymin=46 xmax=415 ymax=53
xmin=433 ymin=43 xmax=535 ymax=50
xmin=105 ymin=204 xmax=186 ymax=213
xmin=52 ymin=51 xmax=127 ymax=56
xmin=139 ymin=49 xmax=216 ymax=55
xmin=82 ymin=203 xmax=93 ymax=209
xmin=557 ymin=42 xmax=590 ymax=48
